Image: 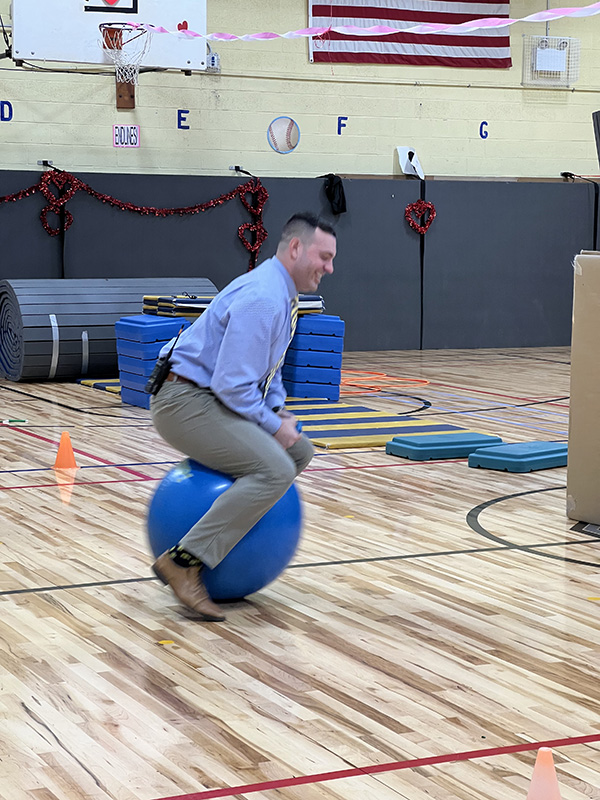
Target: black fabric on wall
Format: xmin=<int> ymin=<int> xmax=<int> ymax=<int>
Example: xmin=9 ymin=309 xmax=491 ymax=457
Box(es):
xmin=322 ymin=174 xmax=347 ymax=215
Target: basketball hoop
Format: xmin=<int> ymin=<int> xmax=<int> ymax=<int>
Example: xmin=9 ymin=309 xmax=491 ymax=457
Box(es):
xmin=99 ymin=22 xmax=151 ymax=86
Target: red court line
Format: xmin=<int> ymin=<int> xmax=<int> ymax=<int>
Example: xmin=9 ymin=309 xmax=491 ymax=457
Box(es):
xmin=0 ymin=462 xmax=455 ymax=489
xmin=8 ymin=427 xmax=150 ymax=479
xmin=306 ymin=459 xmax=466 ymax=472
xmin=0 ymin=477 xmax=158 ymax=491
xmin=428 ymin=383 xmax=566 ymax=406
xmin=154 ymin=733 xmax=600 ymax=800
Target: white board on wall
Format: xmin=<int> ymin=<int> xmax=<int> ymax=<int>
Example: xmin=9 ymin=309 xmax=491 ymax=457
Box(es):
xmin=11 ymin=0 xmax=207 ymax=71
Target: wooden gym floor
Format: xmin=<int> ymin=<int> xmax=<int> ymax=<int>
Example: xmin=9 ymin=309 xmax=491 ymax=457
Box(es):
xmin=1 ymin=347 xmax=599 ymax=800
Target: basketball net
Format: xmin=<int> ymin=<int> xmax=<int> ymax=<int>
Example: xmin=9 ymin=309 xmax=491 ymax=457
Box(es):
xmin=99 ymin=23 xmax=151 ymax=85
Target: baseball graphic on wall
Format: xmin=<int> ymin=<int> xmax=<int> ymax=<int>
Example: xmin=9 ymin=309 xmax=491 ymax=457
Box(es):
xmin=267 ymin=116 xmax=300 ymax=154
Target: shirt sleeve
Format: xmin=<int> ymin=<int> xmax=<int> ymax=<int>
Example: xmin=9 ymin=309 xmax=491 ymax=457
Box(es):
xmin=209 ymin=293 xmax=285 ymax=435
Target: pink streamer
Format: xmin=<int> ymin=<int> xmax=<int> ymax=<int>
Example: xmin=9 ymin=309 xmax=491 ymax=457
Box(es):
xmin=137 ymin=2 xmax=600 ymax=40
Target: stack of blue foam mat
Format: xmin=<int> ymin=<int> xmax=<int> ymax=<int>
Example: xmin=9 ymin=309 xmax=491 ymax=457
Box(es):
xmin=468 ymin=441 xmax=568 ymax=472
xmin=115 ymin=315 xmax=191 ymax=409
xmin=283 ymin=315 xmax=345 ymax=401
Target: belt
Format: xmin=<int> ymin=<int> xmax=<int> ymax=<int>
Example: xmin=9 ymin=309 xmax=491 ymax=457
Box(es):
xmin=166 ymin=372 xmax=196 ymax=386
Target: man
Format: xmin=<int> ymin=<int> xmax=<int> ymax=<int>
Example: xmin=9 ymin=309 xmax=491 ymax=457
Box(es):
xmin=151 ymin=212 xmax=337 ymax=621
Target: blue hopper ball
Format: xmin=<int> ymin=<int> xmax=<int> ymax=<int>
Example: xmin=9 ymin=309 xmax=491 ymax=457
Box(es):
xmin=147 ymin=459 xmax=303 ymax=601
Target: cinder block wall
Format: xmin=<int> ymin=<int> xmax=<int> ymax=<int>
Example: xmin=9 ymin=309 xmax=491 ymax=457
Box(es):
xmin=0 ymin=0 xmax=598 ymax=178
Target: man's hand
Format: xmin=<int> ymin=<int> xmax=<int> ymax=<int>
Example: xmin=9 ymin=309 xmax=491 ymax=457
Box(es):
xmin=274 ymin=413 xmax=302 ymax=450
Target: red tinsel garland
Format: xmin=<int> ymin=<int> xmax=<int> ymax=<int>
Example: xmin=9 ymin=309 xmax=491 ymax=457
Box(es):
xmin=405 ymin=199 xmax=436 ymax=235
xmin=0 ymin=169 xmax=269 ymax=269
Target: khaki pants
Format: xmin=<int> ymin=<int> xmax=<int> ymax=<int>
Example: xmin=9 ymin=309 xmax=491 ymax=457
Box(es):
xmin=151 ymin=381 xmax=314 ymax=568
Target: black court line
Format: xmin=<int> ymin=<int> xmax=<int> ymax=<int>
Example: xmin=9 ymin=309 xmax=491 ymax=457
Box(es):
xmin=2 ymin=424 xmax=153 ymax=430
xmin=378 ymin=395 xmax=569 ymax=417
xmin=467 ymin=485 xmax=600 ymax=568
xmin=0 ymin=384 xmax=143 ymax=420
xmin=1 ymin=536 xmax=598 ymax=598
xmin=289 ymin=537 xmax=600 ymax=569
xmin=426 ymin=396 xmax=569 ymax=415
xmin=0 ymin=576 xmax=157 ymax=597
xmin=500 ymin=353 xmax=571 ymax=365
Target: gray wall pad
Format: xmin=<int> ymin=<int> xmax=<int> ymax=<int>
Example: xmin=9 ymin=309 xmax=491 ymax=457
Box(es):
xmin=64 ymin=173 xmax=255 ymax=285
xmin=422 ymin=181 xmax=593 ymax=349
xmin=262 ymin=177 xmax=422 ymax=352
xmin=63 ymin=173 xmax=422 ymax=351
xmin=0 ymin=171 xmax=64 ymax=279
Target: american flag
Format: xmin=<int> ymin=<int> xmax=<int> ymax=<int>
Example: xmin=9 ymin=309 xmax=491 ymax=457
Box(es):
xmin=309 ymin=1 xmax=512 ymax=69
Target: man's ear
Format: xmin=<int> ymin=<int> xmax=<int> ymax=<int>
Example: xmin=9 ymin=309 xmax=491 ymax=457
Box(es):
xmin=289 ymin=236 xmax=302 ymax=260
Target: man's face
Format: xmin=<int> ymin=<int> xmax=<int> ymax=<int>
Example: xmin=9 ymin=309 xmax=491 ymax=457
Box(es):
xmin=290 ymin=227 xmax=336 ymax=293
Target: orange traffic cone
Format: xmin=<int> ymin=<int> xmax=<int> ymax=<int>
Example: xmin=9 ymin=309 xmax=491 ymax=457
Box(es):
xmin=53 ymin=431 xmax=78 ymax=470
xmin=526 ymin=748 xmax=562 ymax=800
xmin=54 ymin=467 xmax=78 ymax=505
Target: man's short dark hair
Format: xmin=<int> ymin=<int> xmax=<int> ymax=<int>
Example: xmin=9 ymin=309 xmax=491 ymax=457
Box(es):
xmin=279 ymin=212 xmax=336 ymax=247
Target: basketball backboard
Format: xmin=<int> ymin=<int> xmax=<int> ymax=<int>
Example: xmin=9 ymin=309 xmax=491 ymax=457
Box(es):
xmin=11 ymin=0 xmax=207 ymax=71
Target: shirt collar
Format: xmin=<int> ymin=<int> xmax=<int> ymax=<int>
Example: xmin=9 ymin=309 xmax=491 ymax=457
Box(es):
xmin=271 ymin=255 xmax=298 ymax=301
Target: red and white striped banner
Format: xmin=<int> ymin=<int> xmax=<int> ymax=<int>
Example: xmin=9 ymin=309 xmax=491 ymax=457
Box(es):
xmin=309 ymin=0 xmax=512 ymax=68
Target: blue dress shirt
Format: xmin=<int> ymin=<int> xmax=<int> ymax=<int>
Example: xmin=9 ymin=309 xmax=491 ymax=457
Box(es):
xmin=161 ymin=256 xmax=297 ymax=435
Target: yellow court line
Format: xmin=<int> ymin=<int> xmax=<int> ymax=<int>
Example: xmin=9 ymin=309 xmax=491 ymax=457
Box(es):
xmin=286 ymin=403 xmax=354 ymax=410
xmin=310 ymin=429 xmax=489 ymax=448
xmin=296 ymin=411 xmax=406 ymax=421
xmin=386 ymin=428 xmax=489 ymax=437
xmin=302 ymin=421 xmax=467 ymax=432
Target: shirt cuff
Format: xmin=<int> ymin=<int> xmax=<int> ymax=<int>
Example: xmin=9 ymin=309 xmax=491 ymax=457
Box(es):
xmin=261 ymin=409 xmax=283 ymax=436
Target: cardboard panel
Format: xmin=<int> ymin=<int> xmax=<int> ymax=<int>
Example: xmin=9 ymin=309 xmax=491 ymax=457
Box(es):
xmin=567 ymin=251 xmax=600 ymax=524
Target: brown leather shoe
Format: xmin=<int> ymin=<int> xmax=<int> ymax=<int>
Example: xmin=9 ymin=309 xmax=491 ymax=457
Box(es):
xmin=152 ymin=553 xmax=226 ymax=621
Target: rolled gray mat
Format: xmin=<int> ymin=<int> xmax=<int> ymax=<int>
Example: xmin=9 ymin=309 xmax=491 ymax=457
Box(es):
xmin=0 ymin=278 xmax=218 ymax=381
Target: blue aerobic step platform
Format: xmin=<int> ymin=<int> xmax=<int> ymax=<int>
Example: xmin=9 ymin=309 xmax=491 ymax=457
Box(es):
xmin=116 ymin=316 xmax=191 ymax=409
xmin=116 ymin=339 xmax=166 ymax=360
xmin=118 ymin=355 xmax=157 ymax=377
xmin=119 ymin=371 xmax=148 ymax=392
xmin=282 ymin=364 xmax=342 ymax=385
xmin=295 ymin=314 xmax=345 ymax=337
xmin=468 ymin=441 xmax=568 ymax=472
xmin=121 ymin=386 xmax=151 ymax=410
xmin=284 ymin=315 xmax=345 ymax=402
xmin=289 ymin=333 xmax=344 ymax=353
xmin=115 ymin=315 xmax=190 ymax=342
xmin=386 ymin=432 xmax=504 ymax=461
xmin=284 ymin=349 xmax=343 ymax=369
xmin=283 ymin=381 xmax=340 ymax=401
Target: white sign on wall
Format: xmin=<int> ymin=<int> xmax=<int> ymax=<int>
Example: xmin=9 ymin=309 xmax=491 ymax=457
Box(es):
xmin=113 ymin=124 xmax=140 ymax=147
